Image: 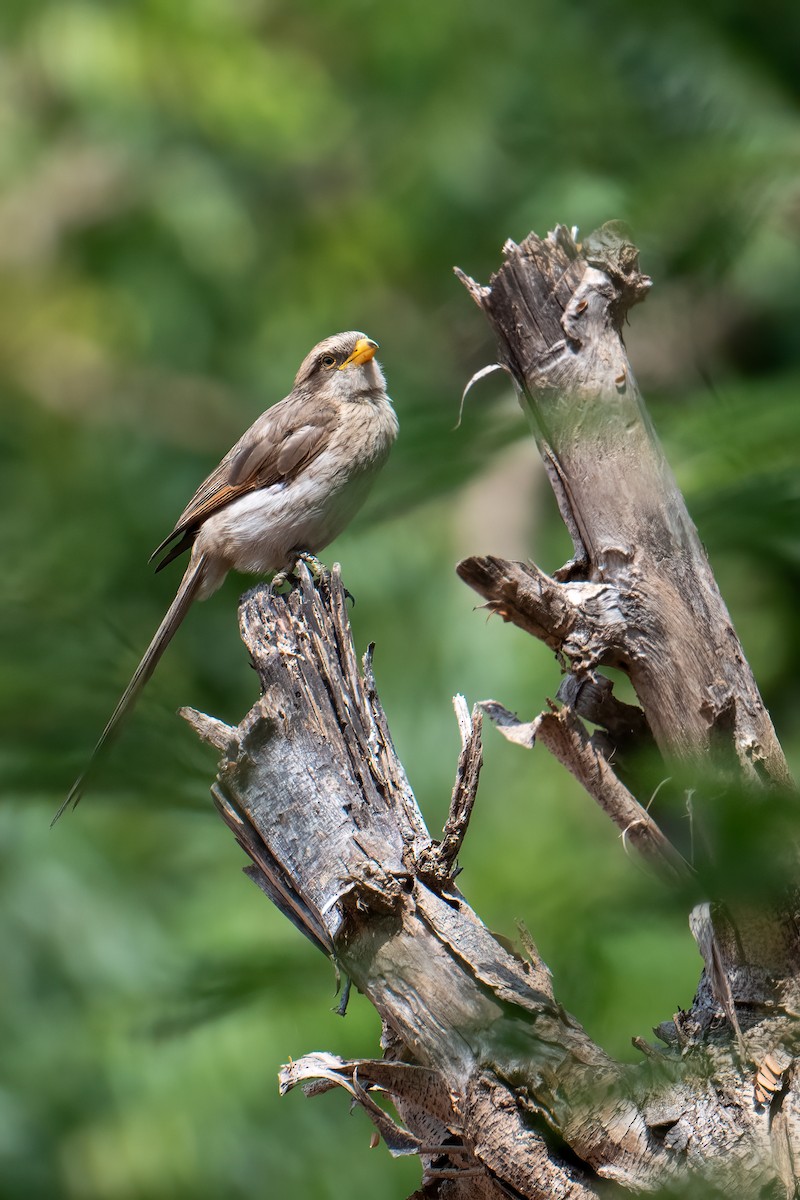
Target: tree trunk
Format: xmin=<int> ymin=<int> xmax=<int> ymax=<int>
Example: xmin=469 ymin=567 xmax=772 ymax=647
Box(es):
xmin=183 ymin=224 xmax=800 ymax=1198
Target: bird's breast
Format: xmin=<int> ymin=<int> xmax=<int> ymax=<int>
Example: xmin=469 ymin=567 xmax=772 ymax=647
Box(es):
xmin=196 ymin=393 xmax=397 ymax=576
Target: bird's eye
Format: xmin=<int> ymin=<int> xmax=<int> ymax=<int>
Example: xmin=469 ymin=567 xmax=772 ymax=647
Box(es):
xmin=321 ymin=354 xmax=336 ymax=369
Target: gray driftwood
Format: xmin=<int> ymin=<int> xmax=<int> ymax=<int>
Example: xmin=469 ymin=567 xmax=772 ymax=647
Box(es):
xmin=184 ymin=225 xmax=800 ymax=1197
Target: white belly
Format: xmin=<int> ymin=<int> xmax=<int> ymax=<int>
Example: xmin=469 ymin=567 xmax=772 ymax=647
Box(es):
xmin=195 ymin=456 xmax=381 ymax=578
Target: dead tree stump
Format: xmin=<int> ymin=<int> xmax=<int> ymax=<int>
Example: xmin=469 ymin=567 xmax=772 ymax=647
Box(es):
xmin=184 ymin=225 xmax=800 ymax=1198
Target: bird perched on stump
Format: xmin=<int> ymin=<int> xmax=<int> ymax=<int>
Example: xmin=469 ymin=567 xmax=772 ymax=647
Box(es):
xmin=56 ymin=332 xmax=397 ymax=822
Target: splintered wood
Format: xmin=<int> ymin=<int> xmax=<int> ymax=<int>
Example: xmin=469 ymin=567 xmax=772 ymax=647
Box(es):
xmin=186 ymin=225 xmax=800 ymax=1198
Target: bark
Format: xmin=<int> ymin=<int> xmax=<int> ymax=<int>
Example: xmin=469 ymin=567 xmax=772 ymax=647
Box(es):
xmin=455 ymin=225 xmax=789 ymax=790
xmin=184 ymin=224 xmax=800 ymax=1198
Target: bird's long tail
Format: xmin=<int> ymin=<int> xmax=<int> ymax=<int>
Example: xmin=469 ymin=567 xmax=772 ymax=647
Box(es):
xmin=52 ymin=553 xmax=208 ymax=825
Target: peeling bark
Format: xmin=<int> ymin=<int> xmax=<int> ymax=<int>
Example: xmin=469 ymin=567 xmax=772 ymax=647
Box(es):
xmin=185 ymin=225 xmax=800 ymax=1197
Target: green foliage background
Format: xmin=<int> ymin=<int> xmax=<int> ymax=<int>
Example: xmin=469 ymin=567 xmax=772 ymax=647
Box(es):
xmin=2 ymin=1 xmax=799 ymax=1196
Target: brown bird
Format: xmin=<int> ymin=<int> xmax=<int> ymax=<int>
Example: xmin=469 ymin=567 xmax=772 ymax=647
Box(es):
xmin=55 ymin=332 xmax=397 ymax=822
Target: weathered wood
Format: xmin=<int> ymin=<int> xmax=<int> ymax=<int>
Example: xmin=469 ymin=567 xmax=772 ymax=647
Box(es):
xmin=187 ymin=561 xmax=800 ymax=1197
xmin=456 ymin=224 xmax=791 ymax=790
xmin=198 ymin=567 xmax=622 ymax=1196
xmin=450 ymin=224 xmax=800 ymax=1193
xmin=185 ymin=224 xmax=800 ymax=1197
xmin=415 ymin=696 xmax=483 ymax=888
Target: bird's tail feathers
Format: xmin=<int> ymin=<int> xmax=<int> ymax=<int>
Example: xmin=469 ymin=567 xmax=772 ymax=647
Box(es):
xmin=52 ymin=553 xmax=208 ymax=826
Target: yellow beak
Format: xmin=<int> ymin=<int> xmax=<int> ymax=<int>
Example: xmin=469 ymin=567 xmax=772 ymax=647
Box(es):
xmin=339 ymin=337 xmax=379 ymax=369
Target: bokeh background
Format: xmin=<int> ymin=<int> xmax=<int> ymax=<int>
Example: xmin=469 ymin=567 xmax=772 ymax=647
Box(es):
xmin=2 ymin=1 xmax=800 ymax=1196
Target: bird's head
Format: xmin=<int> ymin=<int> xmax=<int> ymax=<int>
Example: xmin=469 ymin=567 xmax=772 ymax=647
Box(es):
xmin=294 ymin=331 xmax=385 ymax=401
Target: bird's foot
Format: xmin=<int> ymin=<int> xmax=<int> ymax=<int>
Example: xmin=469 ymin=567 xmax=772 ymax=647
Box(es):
xmin=296 ymin=551 xmax=325 ymax=579
xmin=270 ymin=553 xmax=325 ymax=594
xmin=270 ymin=568 xmax=292 ymax=592
xmin=296 ymin=552 xmax=355 ymax=603
xmin=296 ymin=552 xmax=353 ymax=602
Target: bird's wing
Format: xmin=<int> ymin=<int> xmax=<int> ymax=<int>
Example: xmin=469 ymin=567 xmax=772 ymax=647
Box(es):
xmin=150 ymin=395 xmax=337 ymax=566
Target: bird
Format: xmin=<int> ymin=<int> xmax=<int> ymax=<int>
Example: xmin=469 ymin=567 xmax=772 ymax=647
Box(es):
xmin=55 ymin=332 xmax=397 ymax=823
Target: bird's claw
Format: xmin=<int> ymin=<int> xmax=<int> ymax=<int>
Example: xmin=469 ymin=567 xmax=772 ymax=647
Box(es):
xmin=270 ymin=553 xmax=325 ymax=594
xmin=297 ymin=553 xmax=354 ymax=602
xmin=296 ymin=551 xmax=324 ymax=578
xmin=270 ymin=568 xmax=292 ymax=592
